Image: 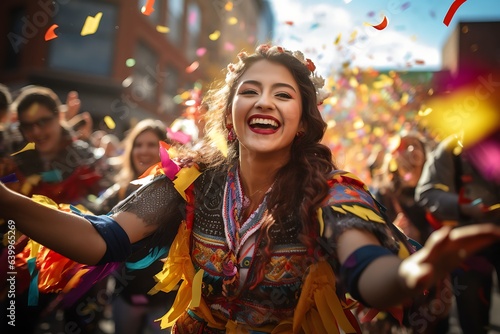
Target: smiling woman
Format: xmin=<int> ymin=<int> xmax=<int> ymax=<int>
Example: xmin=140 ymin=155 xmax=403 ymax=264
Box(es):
xmin=10 ymin=86 xmax=106 ymax=204
xmin=1 ymin=45 xmax=500 ymax=334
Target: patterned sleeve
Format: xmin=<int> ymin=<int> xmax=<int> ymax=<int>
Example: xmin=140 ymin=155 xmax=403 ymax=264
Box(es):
xmin=318 ymin=171 xmax=407 ymax=265
xmin=110 ymin=174 xmax=186 ymax=247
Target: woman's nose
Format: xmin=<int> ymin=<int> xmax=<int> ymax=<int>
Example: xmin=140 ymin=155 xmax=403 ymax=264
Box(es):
xmin=255 ymin=93 xmax=274 ymax=110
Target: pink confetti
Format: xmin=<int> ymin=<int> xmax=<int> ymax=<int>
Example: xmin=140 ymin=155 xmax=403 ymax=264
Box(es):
xmin=196 ymin=47 xmax=207 ymax=57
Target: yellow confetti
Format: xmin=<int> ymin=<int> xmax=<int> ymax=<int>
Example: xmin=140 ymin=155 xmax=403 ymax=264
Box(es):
xmin=227 ymin=17 xmax=238 ymax=25
xmin=400 ymin=92 xmax=409 ymax=105
xmin=209 ymin=30 xmax=220 ymax=41
xmin=11 ymin=142 xmax=36 ymax=156
xmin=424 ymin=86 xmax=500 ymax=146
xmin=104 ymin=115 xmax=116 ymax=129
xmin=334 ymin=33 xmax=341 ymax=45
xmin=81 ymin=12 xmax=103 ymax=36
xmin=418 ymin=107 xmax=432 ymax=116
xmin=225 ymin=1 xmax=233 ymax=11
xmin=488 ymin=203 xmax=500 ymax=211
xmin=156 ymin=25 xmax=170 ymax=33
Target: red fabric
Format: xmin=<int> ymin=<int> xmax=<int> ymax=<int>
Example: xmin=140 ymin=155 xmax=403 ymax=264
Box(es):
xmin=18 ymin=165 xmax=101 ymax=203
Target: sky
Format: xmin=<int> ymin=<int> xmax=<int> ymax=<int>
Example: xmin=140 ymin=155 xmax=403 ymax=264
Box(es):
xmin=268 ymin=0 xmax=500 ymax=75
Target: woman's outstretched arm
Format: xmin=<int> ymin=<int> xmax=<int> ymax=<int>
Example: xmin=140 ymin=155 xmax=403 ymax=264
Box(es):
xmin=0 ymin=181 xmax=164 ymax=265
xmin=1 ymin=183 xmax=107 ymax=264
xmin=337 ymin=223 xmax=500 ymax=309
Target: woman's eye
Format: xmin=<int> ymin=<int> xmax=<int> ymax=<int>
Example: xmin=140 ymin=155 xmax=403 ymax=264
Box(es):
xmin=276 ymin=92 xmax=292 ymax=99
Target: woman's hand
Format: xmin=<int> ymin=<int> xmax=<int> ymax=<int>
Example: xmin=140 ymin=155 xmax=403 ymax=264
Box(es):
xmin=399 ymin=223 xmax=500 ymax=291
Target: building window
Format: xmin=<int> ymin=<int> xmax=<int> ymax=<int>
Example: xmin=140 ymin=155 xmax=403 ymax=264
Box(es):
xmin=160 ymin=65 xmax=179 ymax=118
xmin=186 ymin=2 xmax=201 ymax=61
xmin=166 ymin=0 xmax=184 ymax=46
xmin=4 ymin=6 xmax=25 ymax=71
xmin=131 ymin=42 xmax=159 ymax=105
xmin=48 ymin=0 xmax=117 ymax=76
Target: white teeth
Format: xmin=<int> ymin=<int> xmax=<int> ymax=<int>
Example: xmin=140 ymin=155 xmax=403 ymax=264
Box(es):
xmin=249 ymin=118 xmax=278 ymax=128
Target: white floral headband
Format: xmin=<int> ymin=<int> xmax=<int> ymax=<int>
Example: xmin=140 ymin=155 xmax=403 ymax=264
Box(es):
xmin=228 ymin=45 xmax=330 ymax=105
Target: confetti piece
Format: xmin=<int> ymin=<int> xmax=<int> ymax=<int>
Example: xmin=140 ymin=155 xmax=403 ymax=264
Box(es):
xmin=225 ymin=1 xmax=233 ymax=11
xmin=401 ymin=2 xmax=411 ymax=10
xmin=334 ymin=33 xmax=341 ymax=45
xmin=196 ymin=47 xmax=207 ymax=57
xmin=371 ymin=15 xmax=388 ymax=30
xmin=285 ymin=21 xmax=294 ymax=26
xmin=443 ymin=0 xmax=467 ymax=26
xmin=488 ymin=204 xmax=500 ymax=211
xmin=167 ymin=127 xmax=192 ymax=145
xmin=418 ymin=107 xmax=432 ymax=116
xmin=224 ymin=42 xmax=235 ymax=51
xmin=45 ymin=24 xmax=58 ymax=41
xmin=81 ymin=12 xmax=103 ymax=36
xmin=11 ymin=142 xmax=36 ymax=156
xmin=367 ymin=11 xmax=375 ymax=17
xmin=310 ymin=23 xmax=320 ymax=30
xmin=415 ymin=59 xmax=425 ymax=65
xmin=141 ymin=0 xmax=155 ymax=16
xmin=228 ymin=17 xmax=238 ymax=25
xmin=104 ymin=115 xmax=116 ymax=129
xmin=156 ymin=25 xmax=170 ymax=33
xmin=425 ymin=86 xmax=499 ymax=145
xmin=125 ymin=58 xmax=136 ymax=67
xmin=185 ymin=61 xmax=199 ymax=73
xmin=209 ymin=30 xmax=220 ymax=41
xmin=349 ymin=30 xmax=358 ymax=41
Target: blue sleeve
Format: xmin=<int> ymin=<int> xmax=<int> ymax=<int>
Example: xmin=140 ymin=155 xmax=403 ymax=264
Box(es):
xmin=83 ymin=214 xmax=132 ymax=265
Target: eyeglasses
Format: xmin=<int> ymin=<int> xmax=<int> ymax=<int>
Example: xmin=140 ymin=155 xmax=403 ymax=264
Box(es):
xmin=19 ymin=115 xmax=57 ymax=132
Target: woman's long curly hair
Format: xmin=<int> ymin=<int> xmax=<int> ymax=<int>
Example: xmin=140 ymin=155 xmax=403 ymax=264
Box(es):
xmin=192 ymin=44 xmax=337 ymax=282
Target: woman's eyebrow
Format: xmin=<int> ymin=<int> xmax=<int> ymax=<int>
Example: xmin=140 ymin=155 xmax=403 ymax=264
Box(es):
xmin=240 ymin=80 xmax=297 ymax=92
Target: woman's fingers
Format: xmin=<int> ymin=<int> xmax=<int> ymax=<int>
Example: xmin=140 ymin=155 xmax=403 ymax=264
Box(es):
xmin=401 ymin=223 xmax=500 ymax=291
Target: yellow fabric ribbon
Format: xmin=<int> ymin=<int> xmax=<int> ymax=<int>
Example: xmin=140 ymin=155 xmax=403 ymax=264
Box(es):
xmin=293 ymin=260 xmax=358 ymax=334
xmin=151 ymin=221 xmax=220 ymax=329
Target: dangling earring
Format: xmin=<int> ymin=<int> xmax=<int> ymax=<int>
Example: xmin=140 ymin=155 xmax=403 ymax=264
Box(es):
xmin=296 ymin=131 xmax=305 ymax=138
xmin=226 ymin=124 xmax=237 ymax=142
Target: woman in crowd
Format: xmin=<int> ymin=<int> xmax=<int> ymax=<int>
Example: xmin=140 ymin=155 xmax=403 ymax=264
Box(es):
xmin=0 ymin=85 xmax=108 ymax=333
xmin=1 ymin=45 xmax=500 ymax=334
xmin=7 ymin=85 xmax=106 ymax=203
xmin=91 ymin=118 xmax=176 ymax=334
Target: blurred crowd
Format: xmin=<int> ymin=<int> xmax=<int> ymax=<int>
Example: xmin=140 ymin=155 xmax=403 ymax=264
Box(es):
xmin=0 ymin=77 xmax=499 ymax=334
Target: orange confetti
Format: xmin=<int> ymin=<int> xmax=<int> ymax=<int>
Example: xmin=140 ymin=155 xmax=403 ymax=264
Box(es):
xmin=285 ymin=21 xmax=294 ymax=26
xmin=185 ymin=61 xmax=199 ymax=73
xmin=141 ymin=0 xmax=155 ymax=16
xmin=45 ymin=24 xmax=58 ymax=41
xmin=225 ymin=1 xmax=233 ymax=11
xmin=415 ymin=59 xmax=425 ymax=65
xmin=371 ymin=15 xmax=389 ymax=30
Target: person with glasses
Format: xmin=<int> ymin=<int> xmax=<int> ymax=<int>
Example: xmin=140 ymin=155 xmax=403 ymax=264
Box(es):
xmin=1 ymin=85 xmax=108 ymax=334
xmin=8 ymin=85 xmax=105 ymax=204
